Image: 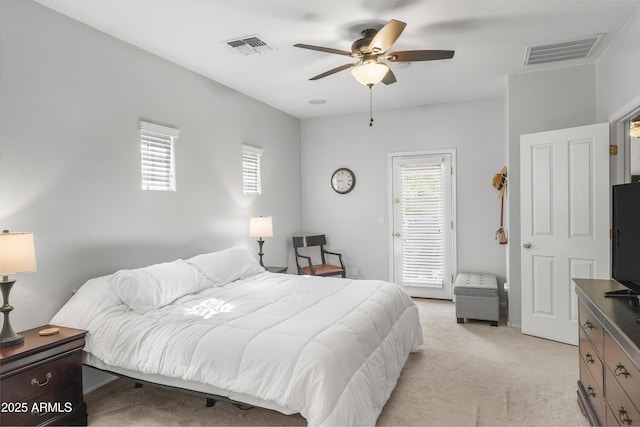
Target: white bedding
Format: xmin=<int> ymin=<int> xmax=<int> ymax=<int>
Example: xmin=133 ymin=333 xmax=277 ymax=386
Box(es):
xmin=51 ymin=256 xmax=422 ymax=426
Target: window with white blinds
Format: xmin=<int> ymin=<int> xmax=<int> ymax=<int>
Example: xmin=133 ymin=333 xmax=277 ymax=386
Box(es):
xmin=139 ymin=121 xmax=179 ymax=191
xmin=400 ymin=162 xmax=445 ymax=286
xmin=242 ymin=145 xmax=263 ymax=194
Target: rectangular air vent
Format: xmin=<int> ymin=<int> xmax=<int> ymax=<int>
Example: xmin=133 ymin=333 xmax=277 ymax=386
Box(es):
xmin=225 ymin=35 xmax=273 ymax=56
xmin=524 ymin=35 xmax=602 ymax=65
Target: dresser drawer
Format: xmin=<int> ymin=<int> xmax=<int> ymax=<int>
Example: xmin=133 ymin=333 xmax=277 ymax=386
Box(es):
xmin=580 ymin=328 xmax=604 ymax=389
xmin=1 ymin=351 xmax=82 ymax=403
xmin=580 ymin=357 xmax=606 ymax=423
xmin=606 ymin=368 xmax=640 ymax=426
xmin=604 ymin=331 xmax=640 ymax=411
xmin=579 ymin=302 xmax=604 ymax=356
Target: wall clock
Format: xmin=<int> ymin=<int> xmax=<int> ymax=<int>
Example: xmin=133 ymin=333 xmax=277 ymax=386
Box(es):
xmin=331 ymin=168 xmax=356 ymax=194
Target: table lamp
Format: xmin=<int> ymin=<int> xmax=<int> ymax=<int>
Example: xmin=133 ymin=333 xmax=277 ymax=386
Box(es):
xmin=0 ymin=230 xmax=37 ymax=348
xmin=249 ymin=216 xmax=273 ymax=267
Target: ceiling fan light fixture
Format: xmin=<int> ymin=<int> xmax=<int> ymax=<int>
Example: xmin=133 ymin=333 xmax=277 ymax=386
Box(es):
xmin=631 ymin=120 xmax=640 ymax=138
xmin=351 ymin=62 xmax=389 ymax=86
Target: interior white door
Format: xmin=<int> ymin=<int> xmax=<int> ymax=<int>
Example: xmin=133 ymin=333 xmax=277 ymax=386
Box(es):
xmin=520 ymin=123 xmax=610 ymax=345
xmin=390 ymin=152 xmax=454 ymax=299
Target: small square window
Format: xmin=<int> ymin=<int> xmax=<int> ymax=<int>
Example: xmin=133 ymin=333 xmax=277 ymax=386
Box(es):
xmin=139 ymin=121 xmax=179 ymax=191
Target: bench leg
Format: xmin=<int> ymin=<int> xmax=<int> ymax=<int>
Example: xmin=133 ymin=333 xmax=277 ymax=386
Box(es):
xmin=457 ymin=317 xmax=464 ymax=324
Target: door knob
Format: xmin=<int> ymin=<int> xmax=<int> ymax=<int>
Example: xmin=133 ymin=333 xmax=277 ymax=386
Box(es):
xmin=395 ymin=232 xmax=401 ymax=237
xmin=523 ymin=242 xmax=531 ymax=249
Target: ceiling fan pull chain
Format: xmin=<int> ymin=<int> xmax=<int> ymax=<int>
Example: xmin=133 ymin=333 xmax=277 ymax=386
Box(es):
xmin=369 ymin=85 xmax=374 ymax=127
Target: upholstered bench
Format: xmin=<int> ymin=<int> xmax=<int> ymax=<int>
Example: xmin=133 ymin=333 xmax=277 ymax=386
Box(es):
xmin=454 ymin=273 xmax=499 ymax=326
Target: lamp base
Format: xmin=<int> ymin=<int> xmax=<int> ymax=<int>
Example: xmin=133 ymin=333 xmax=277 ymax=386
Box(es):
xmin=1 ymin=332 xmax=24 ymax=348
xmin=1 ymin=279 xmax=23 ymax=348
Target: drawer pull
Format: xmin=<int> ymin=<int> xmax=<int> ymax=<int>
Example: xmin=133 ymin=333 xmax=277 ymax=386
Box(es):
xmin=618 ymin=407 xmax=632 ymax=425
xmin=583 ymin=320 xmax=594 ymax=330
xmin=31 ymin=372 xmax=52 ymax=387
xmin=585 ymin=353 xmax=595 ymax=364
xmin=586 ymin=386 xmax=596 ymax=397
xmin=614 ymin=363 xmax=630 ymax=379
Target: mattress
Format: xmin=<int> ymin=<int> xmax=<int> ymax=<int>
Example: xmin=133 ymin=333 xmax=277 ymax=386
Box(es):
xmin=51 ymin=250 xmax=422 ymax=426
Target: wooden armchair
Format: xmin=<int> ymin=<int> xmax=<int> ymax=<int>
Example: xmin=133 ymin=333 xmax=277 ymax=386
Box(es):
xmin=292 ymin=235 xmax=346 ymax=278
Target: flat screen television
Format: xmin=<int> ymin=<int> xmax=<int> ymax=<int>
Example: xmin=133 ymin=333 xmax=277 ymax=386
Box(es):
xmin=610 ymin=182 xmax=640 ymax=297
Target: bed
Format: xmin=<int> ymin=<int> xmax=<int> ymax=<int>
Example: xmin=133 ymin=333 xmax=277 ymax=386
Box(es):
xmin=51 ymin=246 xmax=423 ymax=426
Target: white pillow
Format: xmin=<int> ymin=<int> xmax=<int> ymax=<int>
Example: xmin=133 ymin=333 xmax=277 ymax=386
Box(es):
xmin=186 ymin=246 xmax=265 ymax=285
xmin=110 ymin=259 xmax=208 ymax=314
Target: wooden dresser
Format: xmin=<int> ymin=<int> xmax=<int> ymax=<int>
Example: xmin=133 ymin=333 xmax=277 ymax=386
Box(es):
xmin=0 ymin=325 xmax=88 ymax=426
xmin=575 ymin=279 xmax=640 ymax=426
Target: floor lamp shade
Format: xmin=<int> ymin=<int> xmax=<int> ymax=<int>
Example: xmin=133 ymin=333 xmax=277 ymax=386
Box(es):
xmin=0 ymin=231 xmax=37 ymax=348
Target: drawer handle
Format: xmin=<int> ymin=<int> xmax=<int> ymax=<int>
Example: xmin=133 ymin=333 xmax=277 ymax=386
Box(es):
xmin=618 ymin=407 xmax=632 ymax=425
xmin=585 ymin=353 xmax=595 ymax=364
xmin=583 ymin=320 xmax=594 ymax=330
xmin=31 ymin=372 xmax=52 ymax=387
xmin=614 ymin=363 xmax=630 ymax=379
xmin=587 ymin=386 xmax=596 ymax=398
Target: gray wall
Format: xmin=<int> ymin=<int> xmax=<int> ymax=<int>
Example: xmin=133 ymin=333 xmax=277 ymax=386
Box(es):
xmin=300 ymin=97 xmax=508 ymax=301
xmin=0 ymin=0 xmax=301 ymax=334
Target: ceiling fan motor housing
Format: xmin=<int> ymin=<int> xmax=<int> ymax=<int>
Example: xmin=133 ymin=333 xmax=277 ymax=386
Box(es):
xmin=351 ymin=29 xmax=378 ymax=54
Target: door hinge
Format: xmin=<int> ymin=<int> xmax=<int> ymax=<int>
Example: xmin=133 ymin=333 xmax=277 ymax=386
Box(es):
xmin=451 ymin=167 xmax=453 ymax=175
xmin=610 ymin=145 xmax=618 ymax=156
xmin=451 ymin=220 xmax=454 ymax=229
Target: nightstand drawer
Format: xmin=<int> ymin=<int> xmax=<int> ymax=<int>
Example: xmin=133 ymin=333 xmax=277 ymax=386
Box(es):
xmin=1 ymin=383 xmax=83 ymax=426
xmin=2 ymin=351 xmax=82 ymax=402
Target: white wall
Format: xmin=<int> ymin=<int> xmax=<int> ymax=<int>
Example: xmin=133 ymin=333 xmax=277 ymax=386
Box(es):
xmin=596 ymin=5 xmax=640 ymax=123
xmin=301 ymin=97 xmax=507 ymax=300
xmin=0 ymin=0 xmax=301 ymax=333
xmin=506 ymin=64 xmax=597 ymax=326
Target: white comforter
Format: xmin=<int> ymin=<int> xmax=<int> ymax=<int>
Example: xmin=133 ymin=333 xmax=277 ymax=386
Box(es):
xmin=52 ymin=270 xmax=422 ymax=426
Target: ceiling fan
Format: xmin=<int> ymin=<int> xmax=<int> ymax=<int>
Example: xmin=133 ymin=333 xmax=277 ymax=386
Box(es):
xmin=294 ymin=19 xmax=454 ymax=87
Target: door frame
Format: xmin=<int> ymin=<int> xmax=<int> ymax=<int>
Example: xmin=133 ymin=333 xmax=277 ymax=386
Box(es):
xmin=387 ymin=149 xmax=457 ymax=295
xmin=609 ymin=93 xmax=640 ymax=185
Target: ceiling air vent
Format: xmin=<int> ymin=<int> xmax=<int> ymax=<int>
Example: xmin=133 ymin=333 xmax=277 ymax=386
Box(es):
xmin=225 ymin=35 xmax=273 ymax=56
xmin=524 ymin=35 xmax=602 ymax=66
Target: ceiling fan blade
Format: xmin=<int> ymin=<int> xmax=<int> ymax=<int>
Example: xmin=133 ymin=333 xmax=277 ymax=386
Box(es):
xmin=382 ymin=68 xmax=397 ymax=85
xmin=386 ymin=50 xmax=455 ymax=62
xmin=309 ymin=62 xmax=359 ymax=80
xmin=294 ymin=43 xmax=355 ymax=57
xmin=368 ymin=19 xmax=406 ymax=54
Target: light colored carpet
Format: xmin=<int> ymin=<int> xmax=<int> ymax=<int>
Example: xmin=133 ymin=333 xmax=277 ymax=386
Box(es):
xmin=84 ymin=299 xmax=589 ymax=426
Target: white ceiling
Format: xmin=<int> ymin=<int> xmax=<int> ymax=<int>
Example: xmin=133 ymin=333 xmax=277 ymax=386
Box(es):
xmin=34 ymin=0 xmax=640 ymax=119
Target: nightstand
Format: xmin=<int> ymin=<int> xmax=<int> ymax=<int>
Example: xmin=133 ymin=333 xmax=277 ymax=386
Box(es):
xmin=0 ymin=325 xmax=88 ymax=426
xmin=265 ymin=266 xmax=287 ymax=274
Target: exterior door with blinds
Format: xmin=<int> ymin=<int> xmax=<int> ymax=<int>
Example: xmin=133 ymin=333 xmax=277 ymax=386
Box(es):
xmin=390 ymin=151 xmax=455 ymax=299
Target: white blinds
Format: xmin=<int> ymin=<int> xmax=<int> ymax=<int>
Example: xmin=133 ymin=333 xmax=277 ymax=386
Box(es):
xmin=139 ymin=121 xmax=179 ymax=191
xmin=400 ymin=162 xmax=444 ymax=286
xmin=242 ymin=145 xmax=263 ymax=194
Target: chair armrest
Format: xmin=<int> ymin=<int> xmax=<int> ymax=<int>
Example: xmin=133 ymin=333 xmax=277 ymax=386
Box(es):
xmin=322 ymin=250 xmax=345 ymax=269
xmin=295 ymin=254 xmax=315 ymax=275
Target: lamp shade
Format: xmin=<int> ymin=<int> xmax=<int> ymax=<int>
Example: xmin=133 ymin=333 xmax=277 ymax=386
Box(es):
xmin=0 ymin=231 xmax=37 ymax=276
xmin=249 ymin=217 xmax=273 ymax=238
xmin=351 ymin=62 xmax=390 ymax=86
xmin=631 ymin=120 xmax=640 ymax=138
